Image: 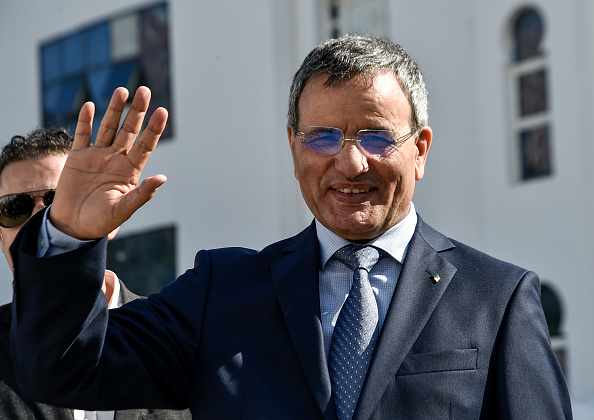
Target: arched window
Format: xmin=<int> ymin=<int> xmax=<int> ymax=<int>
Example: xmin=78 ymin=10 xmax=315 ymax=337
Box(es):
xmin=514 ymin=9 xmax=544 ymax=61
xmin=508 ymin=8 xmax=553 ymax=181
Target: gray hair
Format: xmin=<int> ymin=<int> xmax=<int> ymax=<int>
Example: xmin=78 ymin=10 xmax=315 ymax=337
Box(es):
xmin=287 ymin=34 xmax=428 ymax=133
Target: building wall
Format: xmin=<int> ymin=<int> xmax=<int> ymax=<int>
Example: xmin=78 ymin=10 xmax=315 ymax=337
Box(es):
xmin=0 ymin=0 xmax=592 ymax=404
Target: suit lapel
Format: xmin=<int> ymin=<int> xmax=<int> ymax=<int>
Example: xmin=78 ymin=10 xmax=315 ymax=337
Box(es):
xmin=271 ymin=223 xmax=335 ymax=419
xmin=355 ymin=218 xmax=457 ymax=420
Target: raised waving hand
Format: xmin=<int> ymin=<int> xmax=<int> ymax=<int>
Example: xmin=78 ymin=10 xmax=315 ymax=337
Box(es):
xmin=49 ymin=86 xmax=168 ymax=240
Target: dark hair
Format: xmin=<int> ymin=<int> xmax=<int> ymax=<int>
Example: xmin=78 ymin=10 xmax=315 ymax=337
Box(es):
xmin=0 ymin=127 xmax=73 ymax=180
xmin=287 ymin=33 xmax=429 ymax=133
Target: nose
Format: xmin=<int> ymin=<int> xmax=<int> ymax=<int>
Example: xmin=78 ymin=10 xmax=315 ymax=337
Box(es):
xmin=334 ymin=139 xmax=369 ymax=178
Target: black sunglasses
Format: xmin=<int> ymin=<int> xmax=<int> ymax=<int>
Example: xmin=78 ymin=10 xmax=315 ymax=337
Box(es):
xmin=0 ymin=189 xmax=55 ymax=228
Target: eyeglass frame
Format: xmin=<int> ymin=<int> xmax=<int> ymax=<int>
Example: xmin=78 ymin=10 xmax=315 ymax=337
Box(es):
xmin=293 ymin=125 xmax=418 ymax=158
xmin=0 ymin=188 xmax=56 ymax=228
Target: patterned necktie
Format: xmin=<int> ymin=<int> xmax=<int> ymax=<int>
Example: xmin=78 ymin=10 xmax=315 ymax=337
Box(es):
xmin=329 ymin=245 xmax=383 ymax=420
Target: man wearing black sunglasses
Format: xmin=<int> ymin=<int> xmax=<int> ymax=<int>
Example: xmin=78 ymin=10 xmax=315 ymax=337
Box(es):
xmin=10 ymin=35 xmax=570 ymax=419
xmin=0 ymin=128 xmax=190 ymax=419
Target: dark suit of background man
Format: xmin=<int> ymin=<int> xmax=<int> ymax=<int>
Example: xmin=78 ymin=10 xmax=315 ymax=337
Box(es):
xmin=0 ymin=128 xmax=190 ymax=419
xmin=9 ymin=34 xmax=571 ymax=419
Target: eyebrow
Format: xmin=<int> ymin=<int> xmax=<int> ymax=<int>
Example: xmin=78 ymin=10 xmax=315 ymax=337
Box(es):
xmin=19 ymin=188 xmax=56 ymax=195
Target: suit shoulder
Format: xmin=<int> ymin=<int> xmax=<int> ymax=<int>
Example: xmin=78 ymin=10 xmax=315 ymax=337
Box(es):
xmin=200 ymin=224 xmax=315 ymax=267
xmin=447 ymin=238 xmax=528 ymax=275
xmin=425 ymin=235 xmax=540 ymax=310
xmin=416 ymin=217 xmax=530 ymax=277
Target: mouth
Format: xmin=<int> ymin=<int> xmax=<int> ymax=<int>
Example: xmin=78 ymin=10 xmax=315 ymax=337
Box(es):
xmin=336 ymin=187 xmax=371 ymax=194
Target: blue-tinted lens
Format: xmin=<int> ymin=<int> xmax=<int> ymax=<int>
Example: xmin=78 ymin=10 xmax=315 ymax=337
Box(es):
xmin=357 ymin=130 xmax=397 ymax=156
xmin=302 ymin=127 xmax=343 ymax=154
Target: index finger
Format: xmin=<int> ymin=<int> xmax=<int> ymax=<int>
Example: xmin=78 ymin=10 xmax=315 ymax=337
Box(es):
xmin=72 ymin=102 xmax=95 ymax=151
xmin=127 ymin=107 xmax=168 ymax=169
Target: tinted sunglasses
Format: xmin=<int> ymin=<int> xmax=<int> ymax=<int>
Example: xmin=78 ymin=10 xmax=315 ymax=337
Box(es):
xmin=0 ymin=189 xmax=55 ymax=228
xmin=295 ymin=126 xmax=417 ymax=157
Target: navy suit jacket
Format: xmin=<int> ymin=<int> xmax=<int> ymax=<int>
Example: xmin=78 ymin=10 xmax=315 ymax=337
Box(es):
xmin=9 ymin=210 xmax=571 ymax=419
xmin=0 ymin=277 xmax=191 ymax=419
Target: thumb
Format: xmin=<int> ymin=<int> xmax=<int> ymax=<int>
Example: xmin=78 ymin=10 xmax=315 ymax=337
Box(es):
xmin=127 ymin=175 xmax=167 ymax=213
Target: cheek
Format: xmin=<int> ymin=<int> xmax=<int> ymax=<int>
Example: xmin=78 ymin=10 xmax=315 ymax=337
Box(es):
xmin=294 ymin=156 xmax=330 ymax=211
xmin=294 ymin=153 xmax=321 ymax=185
xmin=0 ymin=229 xmax=18 ymax=254
xmin=0 ymin=229 xmax=11 ymax=255
xmin=295 ymin=163 xmax=317 ymax=196
xmin=378 ymin=160 xmax=414 ymax=203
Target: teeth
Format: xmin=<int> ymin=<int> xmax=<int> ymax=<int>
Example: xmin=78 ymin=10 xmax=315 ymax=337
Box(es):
xmin=338 ymin=188 xmax=370 ymax=194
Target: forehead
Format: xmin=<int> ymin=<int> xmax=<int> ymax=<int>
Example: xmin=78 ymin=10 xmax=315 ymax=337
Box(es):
xmin=0 ymin=155 xmax=66 ymax=195
xmin=298 ymin=72 xmax=411 ymax=132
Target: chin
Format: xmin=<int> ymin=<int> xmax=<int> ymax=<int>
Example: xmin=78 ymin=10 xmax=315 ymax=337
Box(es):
xmin=330 ymin=222 xmax=381 ymax=242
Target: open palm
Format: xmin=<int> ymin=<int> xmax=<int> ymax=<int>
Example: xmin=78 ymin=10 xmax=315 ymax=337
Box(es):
xmin=49 ymin=86 xmax=168 ymax=240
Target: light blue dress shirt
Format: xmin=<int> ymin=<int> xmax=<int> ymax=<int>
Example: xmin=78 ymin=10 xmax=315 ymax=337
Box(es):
xmin=316 ymin=203 xmax=417 ymax=359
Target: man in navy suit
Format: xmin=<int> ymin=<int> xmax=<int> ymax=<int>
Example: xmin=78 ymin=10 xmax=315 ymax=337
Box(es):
xmin=9 ymin=34 xmax=571 ymax=418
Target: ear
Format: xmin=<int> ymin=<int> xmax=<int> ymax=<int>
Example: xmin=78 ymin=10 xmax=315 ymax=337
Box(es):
xmin=287 ymin=126 xmax=296 ymax=157
xmin=107 ymin=226 xmax=120 ymax=241
xmin=287 ymin=126 xmax=299 ymax=179
xmin=414 ymin=126 xmax=432 ymax=181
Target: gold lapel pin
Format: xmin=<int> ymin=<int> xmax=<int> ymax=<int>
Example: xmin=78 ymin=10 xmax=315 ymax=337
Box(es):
xmin=431 ymin=273 xmax=441 ymax=283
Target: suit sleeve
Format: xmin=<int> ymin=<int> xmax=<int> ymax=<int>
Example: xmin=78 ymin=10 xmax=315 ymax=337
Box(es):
xmin=486 ymin=270 xmax=572 ymax=419
xmin=9 ymin=210 xmax=208 ymax=411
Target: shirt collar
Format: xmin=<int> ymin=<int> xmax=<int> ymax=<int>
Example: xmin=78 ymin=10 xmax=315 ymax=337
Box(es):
xmin=104 ymin=270 xmax=121 ymax=309
xmin=316 ymin=202 xmax=418 ymax=269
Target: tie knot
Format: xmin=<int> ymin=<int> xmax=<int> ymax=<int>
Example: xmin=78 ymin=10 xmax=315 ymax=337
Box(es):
xmin=333 ymin=245 xmax=382 ymax=272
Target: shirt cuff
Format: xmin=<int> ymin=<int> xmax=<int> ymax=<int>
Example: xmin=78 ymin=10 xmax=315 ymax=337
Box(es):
xmin=38 ymin=206 xmax=92 ymax=257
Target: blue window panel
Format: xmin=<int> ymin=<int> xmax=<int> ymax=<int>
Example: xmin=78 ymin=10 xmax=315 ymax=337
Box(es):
xmin=43 ymin=81 xmax=80 ymax=130
xmin=64 ymin=33 xmax=85 ymax=76
xmin=43 ymin=84 xmax=64 ymax=116
xmin=104 ymin=60 xmax=137 ymax=96
xmin=86 ymin=22 xmax=110 ymax=67
xmin=41 ymin=2 xmax=171 ymax=140
xmin=57 ymin=78 xmax=82 ymax=114
xmin=61 ymin=117 xmax=78 ymax=137
xmin=86 ymin=66 xmax=112 ymax=109
xmin=41 ymin=41 xmax=64 ymax=82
